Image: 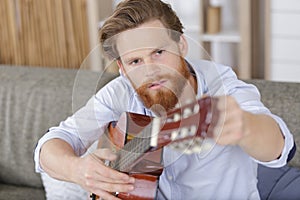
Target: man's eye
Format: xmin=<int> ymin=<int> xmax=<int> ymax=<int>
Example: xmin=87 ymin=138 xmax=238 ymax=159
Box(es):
xmin=156 ymin=49 xmax=164 ymax=55
xmin=152 ymin=49 xmax=165 ymax=59
xmin=130 ymin=59 xmax=140 ymax=65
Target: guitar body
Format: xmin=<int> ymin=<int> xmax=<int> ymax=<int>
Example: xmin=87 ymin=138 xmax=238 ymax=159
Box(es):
xmin=117 ymin=174 xmax=159 ymax=200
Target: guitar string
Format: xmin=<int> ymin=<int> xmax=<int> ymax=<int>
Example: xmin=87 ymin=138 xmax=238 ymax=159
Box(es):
xmin=112 ymin=119 xmax=198 ymax=171
xmin=113 ymin=116 xmax=200 ymax=170
xmin=112 ymin=125 xmax=152 ymax=170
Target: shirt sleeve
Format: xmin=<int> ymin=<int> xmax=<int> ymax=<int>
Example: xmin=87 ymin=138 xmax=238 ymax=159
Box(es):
xmin=251 ymin=114 xmax=294 ymax=168
xmin=220 ymin=65 xmax=294 ymax=168
xmin=196 ymin=61 xmax=294 ymax=168
xmin=34 ymin=78 xmax=129 ymax=173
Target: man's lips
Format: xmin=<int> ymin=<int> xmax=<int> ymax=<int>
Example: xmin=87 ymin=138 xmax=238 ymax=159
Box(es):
xmin=148 ymin=80 xmax=167 ymax=90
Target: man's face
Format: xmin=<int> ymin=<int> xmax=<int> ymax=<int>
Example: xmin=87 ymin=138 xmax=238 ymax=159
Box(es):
xmin=116 ymin=20 xmax=190 ymax=114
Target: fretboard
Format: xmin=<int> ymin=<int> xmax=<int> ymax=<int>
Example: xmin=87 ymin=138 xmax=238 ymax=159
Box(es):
xmin=110 ymin=123 xmax=154 ymax=172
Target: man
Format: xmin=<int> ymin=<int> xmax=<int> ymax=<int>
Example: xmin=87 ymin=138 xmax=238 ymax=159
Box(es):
xmin=34 ymin=0 xmax=294 ymax=199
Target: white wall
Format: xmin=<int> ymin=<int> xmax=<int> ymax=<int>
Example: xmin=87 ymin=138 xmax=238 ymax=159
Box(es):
xmin=268 ymin=0 xmax=300 ymax=82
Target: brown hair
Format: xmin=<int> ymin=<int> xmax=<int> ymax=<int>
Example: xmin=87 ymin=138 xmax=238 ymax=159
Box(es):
xmin=99 ymin=0 xmax=184 ymax=59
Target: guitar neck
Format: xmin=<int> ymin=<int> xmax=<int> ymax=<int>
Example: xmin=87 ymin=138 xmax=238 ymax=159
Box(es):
xmin=110 ymin=123 xmax=155 ymax=172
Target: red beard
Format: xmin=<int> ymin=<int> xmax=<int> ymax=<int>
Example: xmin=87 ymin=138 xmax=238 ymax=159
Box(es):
xmin=135 ymin=59 xmax=190 ymax=113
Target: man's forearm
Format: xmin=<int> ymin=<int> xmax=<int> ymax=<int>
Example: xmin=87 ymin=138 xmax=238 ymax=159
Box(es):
xmin=40 ymin=138 xmax=79 ymax=182
xmin=239 ymin=112 xmax=285 ymax=162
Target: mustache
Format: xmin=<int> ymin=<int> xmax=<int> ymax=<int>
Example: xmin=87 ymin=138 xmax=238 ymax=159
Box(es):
xmin=139 ymin=74 xmax=171 ymax=87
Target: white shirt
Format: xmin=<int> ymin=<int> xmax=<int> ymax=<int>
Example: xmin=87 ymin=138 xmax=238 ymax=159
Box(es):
xmin=34 ymin=59 xmax=294 ymax=200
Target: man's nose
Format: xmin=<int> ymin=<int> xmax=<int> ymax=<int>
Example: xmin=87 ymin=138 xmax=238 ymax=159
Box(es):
xmin=144 ymin=58 xmax=161 ymax=77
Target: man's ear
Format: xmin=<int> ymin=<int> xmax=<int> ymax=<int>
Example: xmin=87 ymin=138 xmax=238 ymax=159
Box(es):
xmin=117 ymin=59 xmax=126 ymax=74
xmin=178 ymin=35 xmax=188 ymax=57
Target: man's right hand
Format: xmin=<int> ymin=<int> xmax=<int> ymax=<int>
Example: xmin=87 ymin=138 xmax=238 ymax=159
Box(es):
xmin=40 ymin=139 xmax=135 ymax=200
xmin=72 ymin=148 xmax=135 ymax=200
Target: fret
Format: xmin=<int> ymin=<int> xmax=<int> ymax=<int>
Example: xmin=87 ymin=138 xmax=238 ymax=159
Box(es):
xmin=110 ymin=123 xmax=154 ymax=172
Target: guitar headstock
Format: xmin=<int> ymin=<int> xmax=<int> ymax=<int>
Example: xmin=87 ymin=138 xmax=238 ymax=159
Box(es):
xmin=104 ymin=97 xmax=213 ymax=174
xmin=150 ymin=96 xmax=213 ymax=154
xmin=107 ymin=96 xmax=213 ymax=157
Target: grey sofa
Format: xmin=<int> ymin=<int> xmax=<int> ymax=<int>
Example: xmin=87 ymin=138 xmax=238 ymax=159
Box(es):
xmin=0 ymin=65 xmax=299 ymax=199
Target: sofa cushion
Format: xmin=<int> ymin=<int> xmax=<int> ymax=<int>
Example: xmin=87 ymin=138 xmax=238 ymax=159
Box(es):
xmin=247 ymin=80 xmax=300 ymax=168
xmin=0 ymin=184 xmax=45 ymax=200
xmin=0 ymin=65 xmax=117 ymax=188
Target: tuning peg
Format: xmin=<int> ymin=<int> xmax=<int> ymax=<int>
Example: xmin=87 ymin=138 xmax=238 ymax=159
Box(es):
xmin=193 ymin=103 xmax=200 ymax=114
xmin=171 ymin=130 xmax=179 ymax=140
xmin=183 ymin=108 xmax=192 ymax=118
xmin=179 ymin=127 xmax=189 ymax=138
xmin=173 ymin=113 xmax=181 ymax=122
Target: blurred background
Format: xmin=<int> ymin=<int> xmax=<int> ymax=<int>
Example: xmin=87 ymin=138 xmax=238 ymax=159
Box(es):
xmin=0 ymin=0 xmax=299 ymax=82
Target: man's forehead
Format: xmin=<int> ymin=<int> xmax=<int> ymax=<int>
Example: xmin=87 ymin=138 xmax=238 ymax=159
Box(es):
xmin=116 ymin=27 xmax=179 ymax=57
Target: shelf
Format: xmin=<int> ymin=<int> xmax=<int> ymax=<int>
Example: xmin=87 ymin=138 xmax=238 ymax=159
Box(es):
xmin=198 ymin=0 xmax=252 ymax=79
xmin=201 ymin=31 xmax=241 ymax=43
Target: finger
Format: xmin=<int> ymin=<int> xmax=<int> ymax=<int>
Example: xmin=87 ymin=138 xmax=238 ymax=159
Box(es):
xmin=94 ymin=164 xmax=135 ymax=183
xmin=95 ymin=181 xmax=134 ymax=193
xmin=216 ymin=96 xmax=235 ymax=111
xmin=93 ymin=148 xmax=117 ymax=161
xmin=210 ymin=97 xmax=225 ymax=126
xmin=208 ymin=110 xmax=226 ymax=138
xmin=94 ymin=168 xmax=135 ymax=184
xmin=92 ymin=189 xmax=122 ymax=200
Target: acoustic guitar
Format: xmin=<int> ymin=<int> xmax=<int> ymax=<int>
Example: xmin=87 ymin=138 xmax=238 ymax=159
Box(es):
xmin=91 ymin=96 xmax=212 ymax=200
